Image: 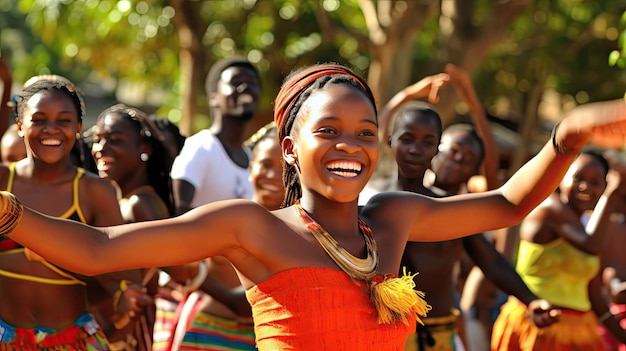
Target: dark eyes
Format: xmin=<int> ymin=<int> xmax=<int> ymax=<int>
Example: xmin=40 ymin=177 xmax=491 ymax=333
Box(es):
xmin=399 ymin=136 xmax=436 ymax=146
xmin=315 ymin=127 xmax=376 ymax=138
xmin=31 ymin=118 xmax=73 ymax=124
xmin=316 ymin=127 xmax=337 ymax=134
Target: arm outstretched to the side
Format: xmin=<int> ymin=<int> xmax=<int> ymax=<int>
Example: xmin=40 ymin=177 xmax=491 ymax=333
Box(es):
xmin=366 ymin=98 xmax=626 ymax=242
xmin=2 ymin=198 xmax=268 ymax=276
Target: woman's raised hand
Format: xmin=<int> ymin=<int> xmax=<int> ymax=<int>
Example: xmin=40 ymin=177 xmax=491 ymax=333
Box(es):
xmin=556 ymin=99 xmax=626 ymax=153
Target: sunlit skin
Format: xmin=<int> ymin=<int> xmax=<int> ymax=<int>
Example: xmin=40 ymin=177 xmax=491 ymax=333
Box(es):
xmin=522 ymin=153 xmax=608 ymax=246
xmin=0 ymin=87 xmax=124 ymax=331
xmin=12 ymin=84 xmax=614 ymax=282
xmin=91 ymin=112 xmax=150 ymax=199
xmin=559 ymin=153 xmax=608 ymax=218
xmin=430 ymin=130 xmax=482 ymax=194
xmin=90 ymin=110 xmax=164 ymax=345
xmin=389 ymin=110 xmax=440 ymax=194
xmin=285 ymin=84 xmax=379 ymax=208
xmin=6 ymin=73 xmax=626 ymax=347
xmin=250 ymin=137 xmax=285 ymax=211
xmin=19 ymin=90 xmax=81 ymax=167
xmin=210 ymin=66 xmax=261 ymax=121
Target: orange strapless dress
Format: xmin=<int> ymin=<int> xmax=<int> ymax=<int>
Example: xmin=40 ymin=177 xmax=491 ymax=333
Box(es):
xmin=246 ymin=267 xmax=416 ymax=350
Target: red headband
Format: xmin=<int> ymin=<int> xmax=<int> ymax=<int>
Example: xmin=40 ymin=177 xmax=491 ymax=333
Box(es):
xmin=273 ymin=64 xmax=372 ymax=139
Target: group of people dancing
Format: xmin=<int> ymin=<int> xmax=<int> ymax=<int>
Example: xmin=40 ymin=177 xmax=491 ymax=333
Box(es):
xmin=0 ymin=54 xmax=624 ymax=351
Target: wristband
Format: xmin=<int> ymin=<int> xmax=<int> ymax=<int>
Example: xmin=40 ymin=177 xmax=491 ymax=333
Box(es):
xmin=551 ymin=122 xmax=571 ymax=155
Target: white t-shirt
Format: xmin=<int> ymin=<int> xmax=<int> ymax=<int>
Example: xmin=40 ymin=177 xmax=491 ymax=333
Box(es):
xmin=170 ymin=130 xmax=253 ymax=208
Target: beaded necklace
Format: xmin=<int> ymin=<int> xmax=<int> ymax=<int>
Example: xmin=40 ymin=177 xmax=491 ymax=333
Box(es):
xmin=295 ymin=201 xmax=378 ymax=280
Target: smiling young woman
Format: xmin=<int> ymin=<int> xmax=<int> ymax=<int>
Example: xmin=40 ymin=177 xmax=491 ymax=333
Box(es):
xmin=1 ymin=64 xmax=626 ymax=350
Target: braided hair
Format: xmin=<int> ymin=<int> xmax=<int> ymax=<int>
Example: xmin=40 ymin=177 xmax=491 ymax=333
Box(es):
xmin=273 ymin=64 xmax=376 ymax=207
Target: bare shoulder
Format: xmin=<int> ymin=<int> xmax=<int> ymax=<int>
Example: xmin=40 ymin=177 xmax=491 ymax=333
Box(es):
xmin=361 ymin=190 xmax=431 ymax=221
xmin=190 ymin=199 xmax=276 ymax=228
xmin=79 ymin=169 xmax=117 ymax=196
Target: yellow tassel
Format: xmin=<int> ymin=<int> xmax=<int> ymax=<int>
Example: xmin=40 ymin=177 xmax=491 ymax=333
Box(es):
xmin=369 ymin=267 xmax=431 ymax=325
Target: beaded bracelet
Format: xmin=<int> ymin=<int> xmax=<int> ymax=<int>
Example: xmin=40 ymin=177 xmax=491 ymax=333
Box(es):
xmin=0 ymin=191 xmax=24 ymax=239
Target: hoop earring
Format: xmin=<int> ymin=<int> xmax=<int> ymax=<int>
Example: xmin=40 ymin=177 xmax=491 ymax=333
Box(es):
xmin=140 ymin=153 xmax=149 ymax=162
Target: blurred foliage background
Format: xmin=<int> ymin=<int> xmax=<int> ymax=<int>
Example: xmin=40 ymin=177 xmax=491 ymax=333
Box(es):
xmin=0 ymin=0 xmax=625 ymax=175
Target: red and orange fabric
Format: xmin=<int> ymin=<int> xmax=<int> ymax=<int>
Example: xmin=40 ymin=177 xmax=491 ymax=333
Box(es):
xmin=247 ymin=267 xmax=416 ymax=351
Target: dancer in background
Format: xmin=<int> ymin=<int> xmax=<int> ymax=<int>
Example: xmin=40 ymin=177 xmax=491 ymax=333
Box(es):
xmin=0 ymin=77 xmax=124 ymax=350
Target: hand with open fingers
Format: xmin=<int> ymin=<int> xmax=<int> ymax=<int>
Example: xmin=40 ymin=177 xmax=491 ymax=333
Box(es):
xmin=555 ymin=99 xmax=626 ymax=153
xmin=527 ymin=299 xmax=561 ymax=328
xmin=405 ymin=73 xmax=450 ymax=105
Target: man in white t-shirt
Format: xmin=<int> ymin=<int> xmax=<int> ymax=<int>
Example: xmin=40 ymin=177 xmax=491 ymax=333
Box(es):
xmin=171 ymin=57 xmax=261 ymax=213
xmin=168 ymin=57 xmax=261 ymax=351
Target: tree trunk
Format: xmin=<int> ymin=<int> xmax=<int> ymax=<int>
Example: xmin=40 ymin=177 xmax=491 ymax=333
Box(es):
xmin=508 ymin=79 xmax=545 ymax=177
xmin=171 ymin=0 xmax=208 ymax=136
xmin=436 ymin=0 xmax=532 ymax=126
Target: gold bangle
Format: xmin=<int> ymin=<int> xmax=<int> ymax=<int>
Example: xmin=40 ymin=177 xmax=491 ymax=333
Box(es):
xmin=0 ymin=191 xmax=24 ymax=238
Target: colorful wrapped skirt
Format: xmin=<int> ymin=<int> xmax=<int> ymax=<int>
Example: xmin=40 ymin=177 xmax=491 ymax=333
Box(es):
xmin=491 ymin=297 xmax=604 ymax=351
xmin=0 ymin=312 xmax=109 ymax=351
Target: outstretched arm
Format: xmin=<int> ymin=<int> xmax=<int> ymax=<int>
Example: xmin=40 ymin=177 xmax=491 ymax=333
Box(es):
xmin=378 ymin=73 xmax=450 ymax=144
xmin=370 ymin=98 xmax=626 ymax=242
xmin=445 ymin=64 xmax=499 ymax=190
xmin=4 ymin=197 xmax=266 ymax=276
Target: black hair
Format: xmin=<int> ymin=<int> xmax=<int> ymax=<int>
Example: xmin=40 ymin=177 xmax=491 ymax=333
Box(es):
xmin=391 ymin=102 xmax=443 ymax=140
xmin=16 ymin=77 xmax=85 ymax=122
xmin=150 ymin=116 xmax=186 ymax=160
xmin=278 ymin=69 xmax=376 ymax=207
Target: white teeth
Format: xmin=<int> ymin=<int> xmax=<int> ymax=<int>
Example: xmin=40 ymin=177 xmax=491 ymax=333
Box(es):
xmin=326 ymin=161 xmax=362 ymax=178
xmin=41 ymin=139 xmax=61 ymax=146
xmin=331 ymin=170 xmax=358 ymax=178
xmin=326 ymin=161 xmax=362 ymax=172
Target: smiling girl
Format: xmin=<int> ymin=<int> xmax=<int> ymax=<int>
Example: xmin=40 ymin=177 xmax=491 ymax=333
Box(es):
xmin=0 ymin=78 xmax=125 ymax=350
xmin=1 ymin=64 xmax=626 ymax=350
